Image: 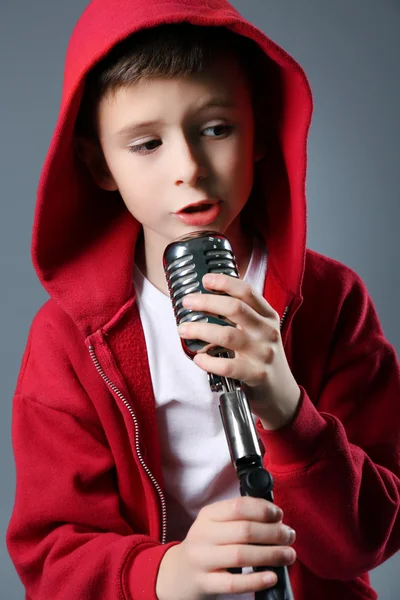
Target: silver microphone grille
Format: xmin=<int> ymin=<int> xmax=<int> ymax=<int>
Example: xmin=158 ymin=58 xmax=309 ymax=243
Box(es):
xmin=163 ymin=231 xmax=239 ymax=358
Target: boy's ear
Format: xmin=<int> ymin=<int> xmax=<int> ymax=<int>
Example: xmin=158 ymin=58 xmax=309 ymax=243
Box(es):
xmin=74 ymin=137 xmax=118 ymax=191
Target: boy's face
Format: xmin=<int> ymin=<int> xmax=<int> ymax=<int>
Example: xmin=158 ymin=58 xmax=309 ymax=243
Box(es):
xmin=88 ymin=53 xmax=260 ymax=258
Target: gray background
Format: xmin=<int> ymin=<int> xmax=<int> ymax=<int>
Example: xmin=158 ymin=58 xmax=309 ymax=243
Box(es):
xmin=0 ymin=0 xmax=398 ymax=598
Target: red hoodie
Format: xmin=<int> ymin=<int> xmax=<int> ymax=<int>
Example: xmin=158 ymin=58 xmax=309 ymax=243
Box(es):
xmin=6 ymin=0 xmax=400 ymax=599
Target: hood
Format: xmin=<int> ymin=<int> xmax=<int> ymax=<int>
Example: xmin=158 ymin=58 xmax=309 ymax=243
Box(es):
xmin=33 ymin=0 xmax=313 ymax=338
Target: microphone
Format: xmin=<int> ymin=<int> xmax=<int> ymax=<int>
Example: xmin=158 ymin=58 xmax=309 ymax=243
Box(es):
xmin=163 ymin=231 xmax=295 ymax=600
xmin=163 ymin=230 xmax=238 ymax=359
xmin=162 ymin=230 xmax=262 ymax=465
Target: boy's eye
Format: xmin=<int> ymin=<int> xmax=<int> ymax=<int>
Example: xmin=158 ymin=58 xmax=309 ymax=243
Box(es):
xmin=127 ymin=124 xmax=233 ymax=155
xmin=128 ymin=139 xmax=161 ymax=154
xmin=202 ymin=124 xmax=233 ymax=137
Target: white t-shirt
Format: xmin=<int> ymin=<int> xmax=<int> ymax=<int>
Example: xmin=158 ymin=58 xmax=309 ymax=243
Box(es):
xmin=133 ymin=234 xmax=268 ymax=599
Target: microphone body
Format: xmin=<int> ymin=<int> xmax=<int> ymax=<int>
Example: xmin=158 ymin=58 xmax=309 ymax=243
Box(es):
xmin=163 ymin=230 xmax=262 ymax=463
xmin=163 ymin=230 xmax=238 ymax=358
xmin=163 ymin=231 xmax=295 ymax=600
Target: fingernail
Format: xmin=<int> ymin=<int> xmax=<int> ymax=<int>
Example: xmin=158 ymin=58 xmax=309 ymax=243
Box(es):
xmin=283 ymin=548 xmax=296 ymax=563
xmin=203 ymin=273 xmax=215 ymax=286
xmin=285 ymin=527 xmax=296 ymax=543
xmin=178 ymin=324 xmax=187 ymax=336
xmin=181 ymin=296 xmax=193 ymax=308
xmin=263 ymin=572 xmax=277 ymax=586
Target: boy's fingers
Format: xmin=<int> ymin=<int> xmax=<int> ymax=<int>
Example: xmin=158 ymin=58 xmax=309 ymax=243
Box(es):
xmin=198 ymin=543 xmax=296 ymax=571
xmin=192 ymin=353 xmax=261 ymax=386
xmin=182 ymin=292 xmax=264 ymax=330
xmin=178 ymin=321 xmax=245 ymax=351
xmin=200 ymin=497 xmax=283 ymax=523
xmin=208 ymin=520 xmax=295 ymax=547
xmin=201 ymin=570 xmax=278 ymax=596
xmin=202 ymin=273 xmax=277 ymax=320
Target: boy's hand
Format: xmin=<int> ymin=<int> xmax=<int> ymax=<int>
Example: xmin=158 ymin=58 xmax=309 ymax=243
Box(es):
xmin=156 ymin=497 xmax=296 ymax=600
xmin=177 ymin=273 xmax=301 ymax=430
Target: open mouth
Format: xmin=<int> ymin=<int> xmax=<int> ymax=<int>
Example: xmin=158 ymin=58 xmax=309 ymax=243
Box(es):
xmin=181 ymin=203 xmax=213 ymax=213
xmin=175 ymin=201 xmax=222 ymax=226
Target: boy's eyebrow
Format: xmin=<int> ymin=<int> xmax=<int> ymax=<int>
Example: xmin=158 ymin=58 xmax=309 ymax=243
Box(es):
xmin=114 ymin=99 xmax=238 ymax=138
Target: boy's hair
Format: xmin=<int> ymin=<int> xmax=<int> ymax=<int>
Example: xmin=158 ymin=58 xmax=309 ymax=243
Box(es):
xmin=75 ymin=22 xmax=271 ymax=141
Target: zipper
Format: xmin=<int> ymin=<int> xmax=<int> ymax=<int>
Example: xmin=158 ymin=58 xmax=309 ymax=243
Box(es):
xmin=280 ymin=304 xmax=290 ymax=331
xmin=88 ymin=345 xmax=168 ymax=545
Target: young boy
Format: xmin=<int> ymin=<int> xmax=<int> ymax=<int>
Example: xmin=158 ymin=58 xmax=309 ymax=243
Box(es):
xmin=7 ymin=0 xmax=399 ymax=599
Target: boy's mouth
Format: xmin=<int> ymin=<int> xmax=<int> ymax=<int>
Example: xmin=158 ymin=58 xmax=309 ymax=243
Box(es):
xmin=177 ymin=198 xmax=219 ymax=214
xmin=175 ymin=199 xmax=222 ymax=226
xmin=181 ymin=203 xmax=212 ymax=213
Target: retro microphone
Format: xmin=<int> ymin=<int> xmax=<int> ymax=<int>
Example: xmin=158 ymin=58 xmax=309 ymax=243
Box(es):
xmin=163 ymin=231 xmax=294 ymax=600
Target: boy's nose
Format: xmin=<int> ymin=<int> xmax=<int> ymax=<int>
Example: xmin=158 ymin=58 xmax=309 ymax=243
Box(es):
xmin=173 ymin=139 xmax=208 ymax=186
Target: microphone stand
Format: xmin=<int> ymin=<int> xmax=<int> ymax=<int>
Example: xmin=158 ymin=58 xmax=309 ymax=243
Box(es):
xmin=208 ymin=359 xmax=295 ymax=600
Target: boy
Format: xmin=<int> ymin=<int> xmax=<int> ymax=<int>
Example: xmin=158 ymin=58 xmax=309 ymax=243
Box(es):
xmin=7 ymin=1 xmax=400 ymax=599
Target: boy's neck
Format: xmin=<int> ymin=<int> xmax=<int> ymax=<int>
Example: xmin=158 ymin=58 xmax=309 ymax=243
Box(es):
xmin=135 ymin=221 xmax=253 ymax=296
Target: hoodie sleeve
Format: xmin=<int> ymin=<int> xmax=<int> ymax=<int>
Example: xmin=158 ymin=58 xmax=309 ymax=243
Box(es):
xmin=256 ymin=264 xmax=400 ymax=581
xmin=7 ymin=393 xmax=178 ymax=600
xmin=6 ymin=314 xmax=176 ymax=600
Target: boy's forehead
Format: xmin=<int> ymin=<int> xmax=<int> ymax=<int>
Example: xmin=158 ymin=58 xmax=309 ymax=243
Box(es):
xmin=100 ymin=53 xmax=251 ymax=121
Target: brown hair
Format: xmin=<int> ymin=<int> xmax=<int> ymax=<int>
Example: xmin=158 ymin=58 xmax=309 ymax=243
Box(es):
xmin=75 ymin=22 xmax=271 ymax=140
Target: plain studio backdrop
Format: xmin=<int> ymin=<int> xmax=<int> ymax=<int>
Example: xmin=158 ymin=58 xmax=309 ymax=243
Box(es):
xmin=0 ymin=1 xmax=398 ymax=598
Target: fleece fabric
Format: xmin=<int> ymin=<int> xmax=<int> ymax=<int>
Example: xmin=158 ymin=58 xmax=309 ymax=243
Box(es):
xmin=6 ymin=0 xmax=400 ymax=599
